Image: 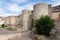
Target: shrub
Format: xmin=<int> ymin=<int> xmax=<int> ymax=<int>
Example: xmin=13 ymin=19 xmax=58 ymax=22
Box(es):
xmin=1 ymin=24 xmax=15 ymax=31
xmin=1 ymin=24 xmax=8 ymax=28
xmin=33 ymin=15 xmax=55 ymax=36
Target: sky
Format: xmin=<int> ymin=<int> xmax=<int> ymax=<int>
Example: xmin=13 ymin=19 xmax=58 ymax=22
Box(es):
xmin=0 ymin=0 xmax=60 ymax=17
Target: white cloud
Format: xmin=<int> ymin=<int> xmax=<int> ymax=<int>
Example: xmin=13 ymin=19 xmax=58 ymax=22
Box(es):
xmin=7 ymin=3 xmax=26 ymax=14
xmin=11 ymin=0 xmax=28 ymax=4
xmin=0 ymin=0 xmax=36 ymax=17
xmin=51 ymin=0 xmax=60 ymax=6
xmin=7 ymin=3 xmax=34 ymax=14
xmin=23 ymin=4 xmax=33 ymax=10
xmin=0 ymin=8 xmax=10 ymax=17
xmin=0 ymin=0 xmax=29 ymax=17
xmin=51 ymin=0 xmax=60 ymax=2
xmin=0 ymin=7 xmax=19 ymax=17
xmin=8 ymin=3 xmax=20 ymax=12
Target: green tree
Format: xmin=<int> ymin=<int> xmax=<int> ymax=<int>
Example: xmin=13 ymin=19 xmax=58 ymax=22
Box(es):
xmin=33 ymin=15 xmax=55 ymax=36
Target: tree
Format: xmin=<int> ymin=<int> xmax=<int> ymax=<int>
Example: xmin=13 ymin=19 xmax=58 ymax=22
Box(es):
xmin=33 ymin=15 xmax=55 ymax=36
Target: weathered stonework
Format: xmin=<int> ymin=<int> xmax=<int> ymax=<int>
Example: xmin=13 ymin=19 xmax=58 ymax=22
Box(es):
xmin=32 ymin=3 xmax=52 ymax=20
xmin=5 ymin=16 xmax=10 ymax=25
xmin=21 ymin=10 xmax=32 ymax=30
xmin=1 ymin=3 xmax=60 ymax=31
xmin=0 ymin=17 xmax=5 ymax=26
xmin=4 ymin=16 xmax=19 ymax=28
xmin=0 ymin=3 xmax=60 ymax=40
xmin=17 ymin=14 xmax=23 ymax=28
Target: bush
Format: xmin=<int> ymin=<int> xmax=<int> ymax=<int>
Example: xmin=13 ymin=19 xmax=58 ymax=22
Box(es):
xmin=1 ymin=24 xmax=15 ymax=31
xmin=1 ymin=24 xmax=8 ymax=28
xmin=33 ymin=15 xmax=55 ymax=36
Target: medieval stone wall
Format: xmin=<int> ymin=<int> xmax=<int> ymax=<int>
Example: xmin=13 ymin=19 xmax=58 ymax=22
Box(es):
xmin=0 ymin=18 xmax=5 ymax=26
xmin=4 ymin=16 xmax=18 ymax=28
xmin=51 ymin=11 xmax=60 ymax=21
xmin=2 ymin=3 xmax=55 ymax=30
xmin=1 ymin=3 xmax=60 ymax=30
xmin=21 ymin=10 xmax=32 ymax=30
xmin=4 ymin=16 xmax=10 ymax=25
xmin=0 ymin=3 xmax=60 ymax=40
xmin=17 ymin=14 xmax=23 ymax=28
xmin=9 ymin=16 xmax=16 ymax=25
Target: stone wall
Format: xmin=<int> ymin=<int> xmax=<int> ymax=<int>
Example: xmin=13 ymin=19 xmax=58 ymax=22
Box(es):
xmin=5 ymin=16 xmax=10 ymax=25
xmin=21 ymin=10 xmax=32 ymax=30
xmin=1 ymin=3 xmax=60 ymax=30
xmin=2 ymin=3 xmax=59 ymax=30
xmin=0 ymin=18 xmax=5 ymax=26
xmin=52 ymin=5 xmax=60 ymax=21
xmin=4 ymin=16 xmax=19 ymax=28
xmin=18 ymin=14 xmax=23 ymax=28
xmin=52 ymin=11 xmax=60 ymax=21
xmin=9 ymin=16 xmax=18 ymax=26
xmin=0 ymin=3 xmax=60 ymax=40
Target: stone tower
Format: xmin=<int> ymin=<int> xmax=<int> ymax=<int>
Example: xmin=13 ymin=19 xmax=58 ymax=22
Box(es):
xmin=21 ymin=10 xmax=32 ymax=30
xmin=32 ymin=3 xmax=52 ymax=20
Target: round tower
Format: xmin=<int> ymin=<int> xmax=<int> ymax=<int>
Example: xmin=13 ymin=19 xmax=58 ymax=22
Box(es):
xmin=32 ymin=3 xmax=52 ymax=20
